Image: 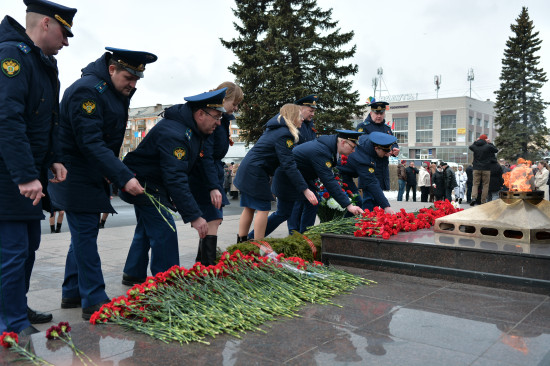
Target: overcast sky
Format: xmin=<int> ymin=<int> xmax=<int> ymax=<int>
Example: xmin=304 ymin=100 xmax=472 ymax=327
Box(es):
xmin=4 ymin=0 xmax=550 ymax=120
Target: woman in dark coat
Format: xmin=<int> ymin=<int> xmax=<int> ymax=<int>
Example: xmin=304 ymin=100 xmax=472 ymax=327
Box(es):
xmin=433 ymin=165 xmax=446 ymax=201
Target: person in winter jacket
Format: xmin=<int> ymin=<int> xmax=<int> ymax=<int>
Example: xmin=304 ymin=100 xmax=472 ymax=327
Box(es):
xmin=454 ymin=165 xmax=468 ymax=204
xmin=441 ymin=162 xmax=457 ymax=201
xmin=418 ymin=163 xmax=431 ymax=202
xmin=48 ymin=48 xmax=157 ymax=320
xmin=469 ymin=134 xmax=498 ymax=205
xmin=190 ymin=83 xmax=243 ymax=266
xmin=0 ymin=0 xmax=76 ymax=335
xmin=535 ymin=161 xmax=549 ymax=200
xmin=233 ymin=104 xmax=318 ymax=241
xmin=487 ymin=161 xmax=504 ymax=202
xmin=405 ymin=162 xmax=419 ymax=202
xmin=397 ymin=160 xmax=407 ymax=201
xmin=433 ymin=165 xmax=446 ymax=201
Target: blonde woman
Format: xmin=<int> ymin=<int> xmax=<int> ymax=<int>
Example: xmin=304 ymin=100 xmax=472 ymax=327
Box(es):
xmin=535 ymin=161 xmax=549 ymax=199
xmin=233 ymin=104 xmax=317 ymax=241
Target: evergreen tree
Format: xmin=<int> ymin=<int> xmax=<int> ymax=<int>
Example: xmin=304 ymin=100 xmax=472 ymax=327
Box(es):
xmin=494 ymin=7 xmax=549 ymax=161
xmin=221 ymin=0 xmax=365 ymax=145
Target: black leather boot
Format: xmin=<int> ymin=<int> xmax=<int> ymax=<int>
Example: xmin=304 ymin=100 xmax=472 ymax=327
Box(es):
xmin=202 ymin=235 xmax=218 ymax=266
xmin=195 ymin=238 xmax=203 ymax=264
xmin=50 ymin=225 xmax=55 ymax=233
xmin=236 ymin=235 xmax=248 ymax=243
xmin=55 ymin=222 xmax=62 ymax=233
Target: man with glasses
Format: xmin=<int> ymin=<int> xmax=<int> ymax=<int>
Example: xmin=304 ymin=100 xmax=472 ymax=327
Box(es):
xmin=338 ymin=132 xmax=397 ymax=213
xmin=356 ymin=100 xmax=399 ymax=191
xmin=48 ymin=47 xmax=157 ymax=320
xmin=118 ymin=88 xmax=227 ymax=288
xmin=0 ymin=0 xmax=76 ymax=336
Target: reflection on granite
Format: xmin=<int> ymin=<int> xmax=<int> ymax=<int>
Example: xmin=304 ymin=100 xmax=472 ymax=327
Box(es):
xmin=1 ymin=269 xmax=549 ymax=365
xmin=322 ymin=230 xmax=550 ymax=294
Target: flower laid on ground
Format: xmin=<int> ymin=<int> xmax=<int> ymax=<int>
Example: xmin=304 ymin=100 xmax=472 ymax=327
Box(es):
xmin=304 ymin=200 xmax=462 ymax=240
xmin=89 ymin=251 xmax=373 ymax=344
xmin=315 ymin=166 xmax=359 ymax=223
xmin=0 ymin=331 xmax=53 ymax=366
xmin=46 ymin=322 xmax=96 ymax=366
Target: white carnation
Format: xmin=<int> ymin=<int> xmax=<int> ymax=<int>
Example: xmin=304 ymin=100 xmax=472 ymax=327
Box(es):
xmin=327 ymin=197 xmax=345 ymax=211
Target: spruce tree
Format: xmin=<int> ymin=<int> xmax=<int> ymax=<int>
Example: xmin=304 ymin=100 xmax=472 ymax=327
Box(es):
xmin=494 ymin=7 xmax=549 ymax=161
xmin=221 ymin=0 xmax=365 ymax=144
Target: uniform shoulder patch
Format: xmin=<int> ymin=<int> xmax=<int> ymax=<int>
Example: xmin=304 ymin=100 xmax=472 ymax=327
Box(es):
xmin=286 ymin=139 xmax=294 ymax=149
xmin=2 ymin=58 xmax=21 ymax=78
xmin=173 ymin=147 xmax=187 ymax=160
xmin=17 ymin=42 xmax=31 ymax=54
xmin=325 ymin=161 xmax=332 ymax=168
xmin=368 ymin=167 xmax=375 ymax=173
xmin=81 ymin=99 xmax=96 ymax=115
xmin=185 ymin=128 xmax=192 ymax=141
xmin=95 ymin=81 xmax=108 ymax=94
xmin=357 ymin=128 xmax=363 ymax=132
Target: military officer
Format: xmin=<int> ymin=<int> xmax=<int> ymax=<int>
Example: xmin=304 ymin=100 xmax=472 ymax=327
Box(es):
xmin=0 ymin=0 xmax=76 ymax=335
xmin=119 ymin=88 xmax=227 ymax=280
xmin=190 ymin=82 xmax=243 ymax=266
xmin=271 ymin=129 xmax=364 ymax=227
xmin=338 ymin=132 xmax=396 ymax=213
xmin=356 ymin=100 xmax=399 ymax=190
xmin=250 ymin=95 xmax=319 ymax=238
xmin=48 ymin=47 xmax=157 ymax=320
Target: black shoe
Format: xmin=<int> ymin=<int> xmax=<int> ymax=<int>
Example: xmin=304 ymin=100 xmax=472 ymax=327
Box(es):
xmin=99 ymin=221 xmax=105 ymax=229
xmin=18 ymin=325 xmax=40 ymax=337
xmin=459 ymin=198 xmax=462 ymax=204
xmin=27 ymin=307 xmax=53 ymax=324
xmin=82 ymin=300 xmax=109 ymax=321
xmin=61 ymin=297 xmax=81 ymax=309
xmin=122 ymin=273 xmax=146 ymax=286
xmin=470 ymin=200 xmax=476 ymax=206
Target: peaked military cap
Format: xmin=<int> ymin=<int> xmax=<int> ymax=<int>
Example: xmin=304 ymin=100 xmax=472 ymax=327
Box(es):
xmin=336 ymin=129 xmax=363 ymax=143
xmin=184 ymin=88 xmax=228 ymax=112
xmin=105 ymin=47 xmax=158 ymax=78
xmin=370 ymin=101 xmax=389 ymax=112
xmin=369 ymin=132 xmax=396 ymax=151
xmin=295 ymin=94 xmax=318 ymax=109
xmin=24 ymin=0 xmax=77 ymax=37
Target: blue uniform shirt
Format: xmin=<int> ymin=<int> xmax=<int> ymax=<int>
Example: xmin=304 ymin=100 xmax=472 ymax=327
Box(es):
xmin=120 ymin=104 xmax=206 ymax=223
xmin=0 ymin=16 xmax=61 ymax=220
xmin=48 ymin=52 xmax=136 ymax=213
xmin=233 ymin=114 xmax=308 ymax=201
xmin=272 ymin=135 xmax=351 ymax=208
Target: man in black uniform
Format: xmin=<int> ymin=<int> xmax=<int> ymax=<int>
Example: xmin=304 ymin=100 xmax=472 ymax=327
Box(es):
xmin=0 ymin=0 xmax=76 ymax=335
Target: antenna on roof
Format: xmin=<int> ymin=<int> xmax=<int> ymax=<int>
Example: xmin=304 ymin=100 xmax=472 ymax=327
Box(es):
xmin=467 ymin=68 xmax=475 ymax=97
xmin=434 ymin=75 xmax=442 ymax=99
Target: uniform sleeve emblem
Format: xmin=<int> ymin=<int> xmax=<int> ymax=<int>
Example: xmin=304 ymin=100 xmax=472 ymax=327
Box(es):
xmin=2 ymin=58 xmax=20 ymax=78
xmin=173 ymin=147 xmax=186 ymax=160
xmin=185 ymin=128 xmax=192 ymax=141
xmin=368 ymin=167 xmax=375 ymax=173
xmin=325 ymin=161 xmax=332 ymax=168
xmin=286 ymin=139 xmax=294 ymax=149
xmin=81 ymin=100 xmax=96 ymax=115
xmin=357 ymin=128 xmax=363 ymax=132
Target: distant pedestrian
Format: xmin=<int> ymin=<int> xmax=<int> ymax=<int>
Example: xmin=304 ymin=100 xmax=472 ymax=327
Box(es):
xmin=441 ymin=162 xmax=457 ymax=201
xmin=469 ymin=135 xmax=498 ymax=205
xmin=487 ymin=161 xmax=504 ymax=202
xmin=433 ymin=165 xmax=445 ymax=201
xmin=454 ymin=165 xmax=467 ymax=203
xmin=397 ymin=160 xmax=406 ymax=201
xmin=405 ymin=162 xmax=418 ymax=202
xmin=418 ymin=163 xmax=431 ymax=202
xmin=465 ymin=165 xmax=474 ymax=202
xmin=535 ymin=161 xmax=549 ymax=199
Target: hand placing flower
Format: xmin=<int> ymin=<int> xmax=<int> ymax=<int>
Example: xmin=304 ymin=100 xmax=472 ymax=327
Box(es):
xmin=46 ymin=322 xmax=96 ymax=366
xmin=1 ymin=331 xmax=53 ymax=365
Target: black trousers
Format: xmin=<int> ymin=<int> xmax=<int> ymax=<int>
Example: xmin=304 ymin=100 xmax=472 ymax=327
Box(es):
xmin=420 ymin=186 xmax=430 ymax=202
xmin=406 ymin=184 xmax=417 ymax=202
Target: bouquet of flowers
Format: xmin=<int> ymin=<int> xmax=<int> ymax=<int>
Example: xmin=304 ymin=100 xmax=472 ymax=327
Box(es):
xmin=315 ymin=157 xmax=359 ymax=223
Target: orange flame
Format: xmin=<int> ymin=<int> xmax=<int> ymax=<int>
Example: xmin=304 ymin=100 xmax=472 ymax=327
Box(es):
xmin=502 ymin=159 xmax=534 ymax=192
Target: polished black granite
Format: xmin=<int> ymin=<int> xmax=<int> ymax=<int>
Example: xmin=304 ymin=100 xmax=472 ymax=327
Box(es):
xmin=1 ymin=269 xmax=549 ymax=365
xmin=321 ymin=230 xmax=550 ymax=294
